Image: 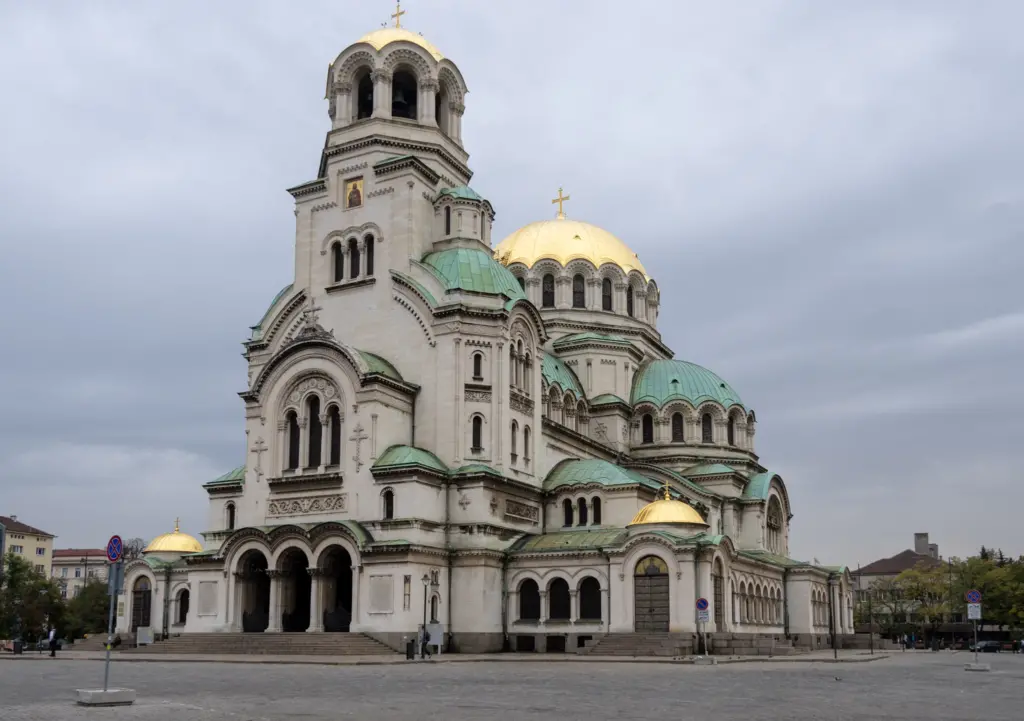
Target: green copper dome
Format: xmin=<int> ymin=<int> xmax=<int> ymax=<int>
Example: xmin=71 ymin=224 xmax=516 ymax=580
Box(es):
xmin=421 ymin=248 xmax=527 ymax=301
xmin=631 ymin=359 xmax=744 ymax=410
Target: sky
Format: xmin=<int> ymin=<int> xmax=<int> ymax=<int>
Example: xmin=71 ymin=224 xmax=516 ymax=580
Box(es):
xmin=1 ymin=1 xmax=1021 ymax=566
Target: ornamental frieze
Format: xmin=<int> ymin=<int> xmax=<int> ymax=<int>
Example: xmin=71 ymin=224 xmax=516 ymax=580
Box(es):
xmin=504 ymin=499 xmax=539 ymax=524
xmin=465 ymin=390 xmax=492 ymax=403
xmin=289 ymin=377 xmax=338 ymax=404
xmin=267 ymin=494 xmax=347 ymax=517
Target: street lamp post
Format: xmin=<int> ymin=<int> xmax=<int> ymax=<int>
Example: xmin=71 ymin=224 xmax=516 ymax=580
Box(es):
xmin=420 ymin=574 xmax=430 ymax=659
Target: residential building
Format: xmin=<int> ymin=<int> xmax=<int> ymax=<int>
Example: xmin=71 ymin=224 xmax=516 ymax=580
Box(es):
xmin=0 ymin=515 xmax=56 ymax=577
xmin=52 ymin=549 xmax=109 ymax=599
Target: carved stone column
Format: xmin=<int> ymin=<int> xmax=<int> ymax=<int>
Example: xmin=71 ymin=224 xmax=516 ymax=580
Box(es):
xmin=569 ymin=589 xmax=579 ymax=622
xmin=298 ymin=416 xmax=309 ymax=468
xmin=265 ymin=570 xmax=282 ymax=632
xmin=539 ymin=591 xmax=549 ymax=624
xmin=371 ymin=70 xmax=391 ymax=118
xmin=451 ymin=101 xmax=465 ymax=143
xmin=358 ymin=237 xmax=368 ymax=277
xmin=555 ymin=275 xmax=572 ymax=309
xmin=307 ymin=568 xmax=323 ymax=632
xmin=420 ymin=80 xmax=438 ymax=126
xmin=319 ymin=413 xmax=330 ymax=472
xmin=276 ymin=420 xmax=287 ymax=473
xmin=332 ymin=81 xmax=352 ymax=129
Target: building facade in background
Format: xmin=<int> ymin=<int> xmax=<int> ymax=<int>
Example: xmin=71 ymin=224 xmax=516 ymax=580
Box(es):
xmin=0 ymin=515 xmax=55 ymax=577
xmin=51 ymin=549 xmax=109 ymax=599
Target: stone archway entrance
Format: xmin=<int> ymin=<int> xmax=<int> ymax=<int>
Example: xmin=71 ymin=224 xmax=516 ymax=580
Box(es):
xmin=279 ymin=548 xmax=311 ymax=633
xmin=320 ymin=546 xmax=353 ymax=632
xmin=634 ymin=555 xmax=670 ymax=632
xmin=237 ymin=550 xmax=270 ymax=633
xmin=131 ymin=576 xmax=152 ymax=631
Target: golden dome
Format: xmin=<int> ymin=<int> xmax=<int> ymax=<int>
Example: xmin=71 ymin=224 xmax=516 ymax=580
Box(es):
xmin=356 ymin=28 xmax=443 ymax=61
xmin=494 ymin=215 xmax=650 ymax=280
xmin=628 ymin=489 xmax=708 ymax=527
xmin=144 ymin=519 xmax=204 ymax=554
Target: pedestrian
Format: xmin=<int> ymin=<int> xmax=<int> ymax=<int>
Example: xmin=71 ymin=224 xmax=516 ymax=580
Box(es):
xmin=421 ymin=625 xmax=432 ymax=659
xmin=48 ymin=627 xmax=57 ymax=658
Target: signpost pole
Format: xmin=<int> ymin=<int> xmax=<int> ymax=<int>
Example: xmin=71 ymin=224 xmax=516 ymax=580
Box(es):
xmin=102 ymin=562 xmax=118 ymax=692
xmin=973 ymin=619 xmax=978 ymax=666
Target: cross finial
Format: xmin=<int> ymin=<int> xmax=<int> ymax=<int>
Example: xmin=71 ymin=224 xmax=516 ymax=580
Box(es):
xmin=663 ymin=480 xmax=671 ymax=502
xmin=551 ymin=187 xmax=570 ymax=219
xmin=391 ymin=1 xmax=406 ymax=28
xmin=174 ymin=517 xmax=180 ymax=533
xmin=301 ymin=294 xmax=323 ymax=327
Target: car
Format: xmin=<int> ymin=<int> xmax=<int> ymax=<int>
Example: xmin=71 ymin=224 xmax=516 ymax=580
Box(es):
xmin=969 ymin=640 xmax=1002 ymax=653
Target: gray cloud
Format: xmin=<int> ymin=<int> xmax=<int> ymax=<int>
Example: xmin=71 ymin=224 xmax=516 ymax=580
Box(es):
xmin=1 ymin=1 xmax=1021 ymax=565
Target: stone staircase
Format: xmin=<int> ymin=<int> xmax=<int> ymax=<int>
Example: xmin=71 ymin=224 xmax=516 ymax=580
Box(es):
xmin=708 ymin=633 xmax=795 ymax=656
xmin=582 ymin=633 xmax=694 ymax=657
xmin=72 ymin=633 xmax=136 ymax=651
xmin=120 ymin=632 xmax=397 ymax=656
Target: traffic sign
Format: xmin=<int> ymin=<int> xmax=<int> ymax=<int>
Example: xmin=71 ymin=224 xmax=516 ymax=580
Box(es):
xmin=967 ymin=603 xmax=982 ymax=620
xmin=697 ymin=608 xmax=710 ymax=623
xmin=695 ymin=597 xmax=709 ymax=611
xmin=106 ymin=535 xmax=123 ymax=563
xmin=966 ymin=589 xmax=982 ymax=604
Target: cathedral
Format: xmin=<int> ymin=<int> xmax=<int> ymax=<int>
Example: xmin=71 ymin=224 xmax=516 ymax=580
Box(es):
xmin=116 ymin=13 xmax=855 ymax=655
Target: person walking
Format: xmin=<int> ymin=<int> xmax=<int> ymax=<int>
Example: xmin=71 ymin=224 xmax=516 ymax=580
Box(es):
xmin=47 ymin=627 xmax=57 ymax=658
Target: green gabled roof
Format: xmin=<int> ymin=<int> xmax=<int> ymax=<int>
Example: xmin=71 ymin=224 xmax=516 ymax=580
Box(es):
xmin=373 ymin=445 xmax=448 ymax=475
xmin=739 ymin=549 xmax=808 ymax=568
xmin=373 ymin=154 xmax=414 ymax=167
xmin=552 ymin=332 xmax=636 ymax=350
xmin=510 ymin=528 xmax=629 ymax=553
xmin=204 ymin=465 xmax=245 ymax=487
xmin=743 ymin=471 xmax=777 ymax=500
xmin=251 ymin=283 xmax=294 ymax=336
xmin=391 ymin=270 xmax=438 ymax=307
xmin=436 ymin=185 xmax=483 ymax=202
xmin=589 ymin=393 xmax=628 ymax=406
xmin=358 ymin=351 xmax=404 ymax=382
xmin=686 ymin=463 xmax=739 ymax=477
xmin=451 ymin=463 xmax=503 ymax=477
xmin=420 ymin=248 xmax=527 ymax=301
xmin=541 ymin=352 xmax=585 ymax=397
xmin=631 ymin=359 xmax=744 ymax=410
xmin=543 ymin=459 xmax=663 ymax=493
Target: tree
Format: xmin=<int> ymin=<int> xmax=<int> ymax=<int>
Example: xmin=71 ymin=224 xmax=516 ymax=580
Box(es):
xmin=897 ymin=562 xmax=948 ymax=637
xmin=64 ymin=578 xmax=111 ymax=639
xmin=0 ymin=553 xmax=66 ymax=641
xmin=122 ymin=538 xmax=146 ymax=562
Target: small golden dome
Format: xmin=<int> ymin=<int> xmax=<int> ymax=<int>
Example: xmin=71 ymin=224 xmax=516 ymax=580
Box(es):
xmin=355 ymin=28 xmax=443 ymax=61
xmin=628 ymin=489 xmax=708 ymax=527
xmin=144 ymin=519 xmax=204 ymax=554
xmin=494 ymin=216 xmax=650 ymax=280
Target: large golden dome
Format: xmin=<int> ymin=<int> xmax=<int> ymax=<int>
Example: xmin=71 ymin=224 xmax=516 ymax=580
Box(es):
xmin=356 ymin=28 xmax=443 ymax=61
xmin=628 ymin=489 xmax=708 ymax=527
xmin=144 ymin=520 xmax=204 ymax=554
xmin=494 ymin=215 xmax=649 ymax=279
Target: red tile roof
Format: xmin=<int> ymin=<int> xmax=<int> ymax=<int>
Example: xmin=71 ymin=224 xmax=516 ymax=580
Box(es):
xmin=0 ymin=516 xmax=54 ymax=538
xmin=53 ymin=548 xmax=107 ymax=558
xmin=856 ymin=549 xmax=942 ymax=576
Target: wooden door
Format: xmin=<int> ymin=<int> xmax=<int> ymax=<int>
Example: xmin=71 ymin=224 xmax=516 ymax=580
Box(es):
xmin=634 ymin=556 xmax=670 ymax=632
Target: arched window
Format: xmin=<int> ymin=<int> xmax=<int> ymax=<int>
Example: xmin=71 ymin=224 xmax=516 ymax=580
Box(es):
xmin=517 ymin=276 xmax=526 ymax=290
xmin=548 ymin=578 xmax=571 ymax=620
xmin=562 ymin=498 xmax=573 ymax=527
xmin=728 ymin=417 xmax=736 ymax=446
xmin=382 ymin=489 xmax=394 ymax=520
xmin=225 ymin=503 xmax=235 ymax=531
xmin=444 ymin=206 xmax=451 ymax=235
xmin=626 ymin=289 xmax=634 ymax=317
xmin=642 ymin=413 xmax=654 ymax=444
xmin=306 ymin=395 xmax=322 ymax=468
xmin=391 ymin=69 xmax=418 ymax=120
xmin=767 ymin=497 xmax=784 ymax=554
xmin=579 ymin=577 xmax=601 ymax=620
xmin=471 ymin=416 xmax=483 ymax=451
xmin=472 ymin=352 xmax=483 ymax=380
xmin=577 ymin=498 xmax=588 ymax=526
xmin=286 ymin=410 xmax=300 ymax=470
xmin=523 ymin=426 xmax=531 ymax=462
xmin=430 ymin=595 xmax=439 ymax=623
xmin=332 ymin=242 xmax=344 ymax=283
xmin=327 ymin=405 xmax=342 ymax=465
xmin=591 ymin=497 xmax=601 ymax=525
xmin=542 ymin=274 xmax=555 ymax=307
xmin=510 ymin=420 xmax=518 ymax=459
xmin=671 ymin=412 xmax=684 ymax=442
xmin=518 ymin=579 xmax=540 ymax=621
xmin=509 ymin=345 xmax=517 ymax=388
xmin=355 ymin=70 xmax=373 ymax=120
xmin=365 ymin=235 xmax=374 ymax=276
xmin=576 ymin=400 xmax=586 ymax=432
xmin=572 ymin=274 xmax=585 ymax=308
xmin=348 ymin=238 xmax=360 ymax=279
xmin=602 ymin=277 xmax=613 ymax=311
xmin=701 ymin=413 xmax=713 ymax=443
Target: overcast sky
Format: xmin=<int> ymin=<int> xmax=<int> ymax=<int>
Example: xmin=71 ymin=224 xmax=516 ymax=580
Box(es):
xmin=1 ymin=1 xmax=1021 ymax=565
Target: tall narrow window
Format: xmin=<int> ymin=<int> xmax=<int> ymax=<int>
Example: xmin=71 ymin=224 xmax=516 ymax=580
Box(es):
xmin=542 ymin=274 xmax=555 ymax=307
xmin=572 ymin=274 xmax=585 ymax=308
xmin=472 ymin=352 xmax=483 ymax=379
xmin=348 ymin=238 xmax=360 ymax=279
xmin=591 ymin=497 xmax=601 ymax=525
xmin=471 ymin=416 xmax=483 ymax=451
xmin=671 ymin=412 xmax=684 ymax=442
xmin=602 ymin=277 xmax=612 ymax=311
xmin=365 ymin=235 xmax=374 ymax=276
xmin=306 ymin=396 xmax=322 ymax=468
xmin=701 ymin=413 xmax=713 ymax=443
xmin=727 ymin=417 xmax=736 ymax=446
xmin=562 ymin=498 xmax=573 ymax=527
xmin=510 ymin=345 xmax=518 ymax=388
xmin=523 ymin=426 xmax=531 ymax=461
xmin=328 ymin=405 xmax=342 ymax=465
xmin=444 ymin=206 xmax=451 ymax=235
xmin=382 ymin=489 xmax=394 ymax=520
xmin=642 ymin=413 xmax=654 ymax=444
xmin=517 ymin=276 xmax=526 ymax=290
xmin=356 ymin=71 xmax=374 ymax=120
xmin=332 ymin=242 xmax=344 ymax=283
xmin=577 ymin=498 xmax=588 ymax=526
xmin=226 ymin=503 xmax=235 ymax=531
xmin=626 ymin=289 xmax=634 ymax=317
xmin=511 ymin=421 xmax=518 ymax=459
xmin=286 ymin=410 xmax=300 ymax=470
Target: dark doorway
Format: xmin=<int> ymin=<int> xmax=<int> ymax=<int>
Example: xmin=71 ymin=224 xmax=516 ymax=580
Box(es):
xmin=239 ymin=550 xmax=270 ymax=633
xmin=279 ymin=548 xmax=311 ymax=632
xmin=518 ymin=579 xmax=540 ymax=621
xmin=579 ymin=577 xmax=602 ymax=620
xmin=634 ymin=556 xmax=670 ymax=632
xmin=320 ymin=546 xmax=353 ymax=632
xmin=177 ymin=589 xmax=190 ymax=625
xmin=131 ymin=577 xmax=152 ymax=631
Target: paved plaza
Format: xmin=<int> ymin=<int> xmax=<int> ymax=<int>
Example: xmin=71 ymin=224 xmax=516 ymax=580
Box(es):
xmin=2 ymin=652 xmax=1022 ymax=720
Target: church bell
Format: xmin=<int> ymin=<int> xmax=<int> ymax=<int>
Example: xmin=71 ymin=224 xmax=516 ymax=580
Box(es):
xmin=393 ymin=88 xmax=409 ymax=113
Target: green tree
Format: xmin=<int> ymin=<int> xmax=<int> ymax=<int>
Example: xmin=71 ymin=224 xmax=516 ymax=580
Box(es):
xmin=897 ymin=562 xmax=948 ymax=636
xmin=64 ymin=578 xmax=111 ymax=639
xmin=0 ymin=553 xmax=66 ymax=641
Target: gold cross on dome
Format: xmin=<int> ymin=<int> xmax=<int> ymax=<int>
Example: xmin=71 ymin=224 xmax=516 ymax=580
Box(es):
xmin=174 ymin=517 xmax=180 ymax=532
xmin=391 ymin=1 xmax=406 ymax=28
xmin=663 ymin=480 xmax=671 ymax=501
xmin=551 ymin=187 xmax=570 ymax=219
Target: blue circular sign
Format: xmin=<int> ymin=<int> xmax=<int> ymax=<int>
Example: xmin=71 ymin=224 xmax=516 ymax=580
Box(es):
xmin=695 ymin=597 xmax=709 ymax=611
xmin=966 ymin=589 xmax=981 ymax=604
xmin=106 ymin=535 xmax=123 ymax=563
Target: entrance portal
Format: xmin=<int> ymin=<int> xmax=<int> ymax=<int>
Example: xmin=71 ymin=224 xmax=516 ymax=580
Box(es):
xmin=238 ymin=550 xmax=270 ymax=632
xmin=279 ymin=548 xmax=311 ymax=632
xmin=320 ymin=546 xmax=353 ymax=632
xmin=633 ymin=555 xmax=670 ymax=632
xmin=131 ymin=577 xmax=152 ymax=631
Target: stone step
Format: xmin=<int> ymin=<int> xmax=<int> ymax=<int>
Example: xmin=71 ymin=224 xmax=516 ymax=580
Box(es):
xmin=123 ymin=632 xmax=396 ymax=656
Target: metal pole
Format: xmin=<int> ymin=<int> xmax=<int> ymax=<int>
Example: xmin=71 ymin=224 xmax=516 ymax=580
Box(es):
xmin=973 ymin=620 xmax=978 ymax=666
xmin=102 ymin=561 xmax=119 ymax=692
xmin=868 ymin=590 xmax=874 ymax=655
xmin=421 ymin=580 xmax=428 ymax=659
